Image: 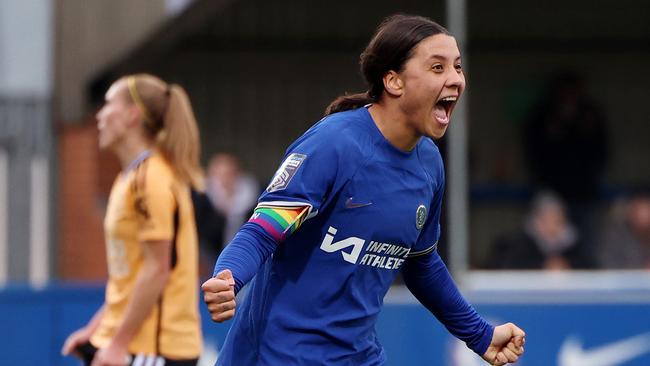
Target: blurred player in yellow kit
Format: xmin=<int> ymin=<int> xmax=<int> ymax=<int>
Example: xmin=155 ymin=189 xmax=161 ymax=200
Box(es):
xmin=62 ymin=74 xmax=203 ymax=366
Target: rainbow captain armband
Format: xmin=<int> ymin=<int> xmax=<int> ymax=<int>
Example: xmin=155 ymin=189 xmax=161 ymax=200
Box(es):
xmin=248 ymin=202 xmax=313 ymax=242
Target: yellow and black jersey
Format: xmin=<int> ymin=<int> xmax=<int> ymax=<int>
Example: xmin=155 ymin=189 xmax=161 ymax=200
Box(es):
xmin=91 ymin=151 xmax=202 ymax=359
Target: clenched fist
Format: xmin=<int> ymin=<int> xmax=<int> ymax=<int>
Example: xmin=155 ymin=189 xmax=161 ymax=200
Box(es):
xmin=202 ymin=269 xmax=237 ymax=323
xmin=482 ymin=322 xmax=526 ymax=365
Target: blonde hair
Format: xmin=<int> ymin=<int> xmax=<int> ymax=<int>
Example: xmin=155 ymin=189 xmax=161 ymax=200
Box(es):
xmin=121 ymin=73 xmax=204 ymax=190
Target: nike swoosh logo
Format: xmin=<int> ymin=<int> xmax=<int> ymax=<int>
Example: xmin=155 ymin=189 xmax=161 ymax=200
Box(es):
xmin=559 ymin=332 xmax=650 ymax=366
xmin=345 ymin=197 xmax=372 ymax=209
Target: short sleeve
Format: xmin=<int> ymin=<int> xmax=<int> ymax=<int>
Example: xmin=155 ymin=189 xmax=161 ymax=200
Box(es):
xmin=409 ymin=171 xmax=445 ymax=257
xmin=134 ymin=164 xmax=176 ymax=242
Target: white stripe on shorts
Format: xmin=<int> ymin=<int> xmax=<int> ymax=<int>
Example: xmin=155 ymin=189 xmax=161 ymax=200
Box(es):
xmin=129 ymin=353 xmax=165 ymax=366
xmin=132 ymin=354 xmax=145 ymax=366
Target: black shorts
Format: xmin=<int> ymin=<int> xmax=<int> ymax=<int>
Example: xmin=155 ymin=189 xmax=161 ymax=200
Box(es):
xmin=75 ymin=342 xmax=198 ymax=366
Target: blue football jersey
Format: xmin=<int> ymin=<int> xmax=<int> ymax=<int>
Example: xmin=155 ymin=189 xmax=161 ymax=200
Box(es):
xmin=217 ymin=106 xmax=445 ymax=365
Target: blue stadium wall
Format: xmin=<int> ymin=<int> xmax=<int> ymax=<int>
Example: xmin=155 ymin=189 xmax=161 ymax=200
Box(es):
xmin=2 ymin=284 xmax=650 ymax=366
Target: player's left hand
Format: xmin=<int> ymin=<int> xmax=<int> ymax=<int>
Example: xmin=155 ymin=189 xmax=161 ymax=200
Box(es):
xmin=482 ymin=322 xmax=525 ymax=365
xmin=91 ymin=343 xmax=130 ymax=366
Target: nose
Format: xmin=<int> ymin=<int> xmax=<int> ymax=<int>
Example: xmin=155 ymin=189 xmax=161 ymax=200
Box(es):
xmin=446 ymin=69 xmax=465 ymax=89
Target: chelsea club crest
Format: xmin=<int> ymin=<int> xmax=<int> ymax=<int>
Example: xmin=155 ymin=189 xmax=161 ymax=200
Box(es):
xmin=415 ymin=204 xmax=427 ymax=230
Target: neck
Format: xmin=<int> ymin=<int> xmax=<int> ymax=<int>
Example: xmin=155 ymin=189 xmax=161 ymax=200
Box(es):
xmin=113 ymin=135 xmax=153 ymax=170
xmin=368 ymin=102 xmax=420 ymax=152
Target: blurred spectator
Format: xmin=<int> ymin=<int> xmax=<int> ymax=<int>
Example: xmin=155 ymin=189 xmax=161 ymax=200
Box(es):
xmin=206 ymin=153 xmax=260 ymax=247
xmin=598 ymin=190 xmax=650 ymax=269
xmin=485 ymin=191 xmax=592 ymax=270
xmin=192 ymin=188 xmax=226 ymax=278
xmin=523 ymin=71 xmax=608 ymax=256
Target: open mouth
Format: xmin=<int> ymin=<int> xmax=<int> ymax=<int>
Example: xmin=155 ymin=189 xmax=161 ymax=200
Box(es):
xmin=433 ymin=96 xmax=457 ymax=124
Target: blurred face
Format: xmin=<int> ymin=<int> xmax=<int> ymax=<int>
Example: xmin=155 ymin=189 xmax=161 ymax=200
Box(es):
xmin=536 ymin=204 xmax=567 ymax=241
xmin=209 ymin=155 xmax=240 ymax=191
xmin=96 ymin=80 xmax=135 ymax=150
xmin=397 ymin=34 xmax=465 ymax=139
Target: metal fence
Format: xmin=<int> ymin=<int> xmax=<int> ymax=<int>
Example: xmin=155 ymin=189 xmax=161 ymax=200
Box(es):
xmin=0 ymin=96 xmax=53 ymax=285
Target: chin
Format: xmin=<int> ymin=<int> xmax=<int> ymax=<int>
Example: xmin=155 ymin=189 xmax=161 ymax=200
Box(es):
xmin=426 ymin=126 xmax=448 ymax=140
xmin=98 ymin=138 xmax=111 ymax=151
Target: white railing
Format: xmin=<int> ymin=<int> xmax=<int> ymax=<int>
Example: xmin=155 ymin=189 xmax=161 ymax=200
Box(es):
xmin=0 ymin=97 xmax=52 ymax=286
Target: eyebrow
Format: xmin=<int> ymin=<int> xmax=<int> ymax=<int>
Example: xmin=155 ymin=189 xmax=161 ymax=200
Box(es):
xmin=428 ymin=54 xmax=462 ymax=62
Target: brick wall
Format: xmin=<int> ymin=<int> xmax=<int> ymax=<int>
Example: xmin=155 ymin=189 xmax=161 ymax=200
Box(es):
xmin=58 ymin=119 xmax=119 ymax=280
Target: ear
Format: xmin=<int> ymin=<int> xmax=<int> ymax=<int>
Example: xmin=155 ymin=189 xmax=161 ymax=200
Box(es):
xmin=383 ymin=70 xmax=404 ymax=97
xmin=126 ymin=104 xmax=144 ymax=128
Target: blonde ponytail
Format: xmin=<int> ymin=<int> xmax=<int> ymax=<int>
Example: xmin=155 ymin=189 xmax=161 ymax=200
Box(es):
xmin=159 ymin=84 xmax=204 ymax=190
xmin=122 ymin=74 xmax=204 ymax=190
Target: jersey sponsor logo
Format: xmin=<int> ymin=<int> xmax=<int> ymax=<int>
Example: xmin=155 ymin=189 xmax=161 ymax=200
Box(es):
xmin=358 ymin=241 xmax=409 ymax=270
xmin=320 ymin=226 xmax=364 ymax=264
xmin=345 ymin=197 xmax=373 ymax=209
xmin=266 ymin=153 xmax=306 ymax=193
xmin=106 ymin=238 xmax=129 ymax=278
xmin=320 ymin=226 xmax=410 ymax=270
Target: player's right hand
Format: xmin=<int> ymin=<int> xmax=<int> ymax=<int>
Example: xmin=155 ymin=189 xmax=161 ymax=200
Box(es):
xmin=61 ymin=327 xmax=91 ymax=357
xmin=202 ymin=269 xmax=237 ymax=323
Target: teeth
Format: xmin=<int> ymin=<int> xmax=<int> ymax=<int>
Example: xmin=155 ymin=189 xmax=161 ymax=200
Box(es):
xmin=440 ymin=96 xmax=457 ymax=102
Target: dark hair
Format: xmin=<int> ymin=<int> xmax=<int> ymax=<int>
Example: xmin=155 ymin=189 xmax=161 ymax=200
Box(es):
xmin=324 ymin=14 xmax=450 ymax=116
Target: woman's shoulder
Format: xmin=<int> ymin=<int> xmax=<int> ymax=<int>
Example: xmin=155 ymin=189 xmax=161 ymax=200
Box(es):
xmin=417 ymin=137 xmax=442 ymax=157
xmin=416 ymin=138 xmax=444 ymax=176
xmin=312 ymin=108 xmax=371 ymax=135
xmin=137 ymin=152 xmax=176 ymax=183
xmin=291 ymin=108 xmax=377 ymax=157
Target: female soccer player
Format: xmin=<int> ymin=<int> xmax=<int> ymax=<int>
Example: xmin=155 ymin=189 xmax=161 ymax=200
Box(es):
xmin=62 ymin=74 xmax=204 ymax=366
xmin=203 ymin=14 xmax=526 ymax=366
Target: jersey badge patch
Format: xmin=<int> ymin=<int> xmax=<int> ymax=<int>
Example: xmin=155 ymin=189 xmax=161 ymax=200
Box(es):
xmin=266 ymin=153 xmax=306 ymax=192
xmin=415 ymin=204 xmax=427 ymax=230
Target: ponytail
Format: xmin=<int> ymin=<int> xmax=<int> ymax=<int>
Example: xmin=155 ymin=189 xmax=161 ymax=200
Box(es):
xmin=122 ymin=74 xmax=204 ymax=191
xmin=324 ymin=92 xmax=375 ymax=116
xmin=158 ymin=84 xmax=204 ymax=190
